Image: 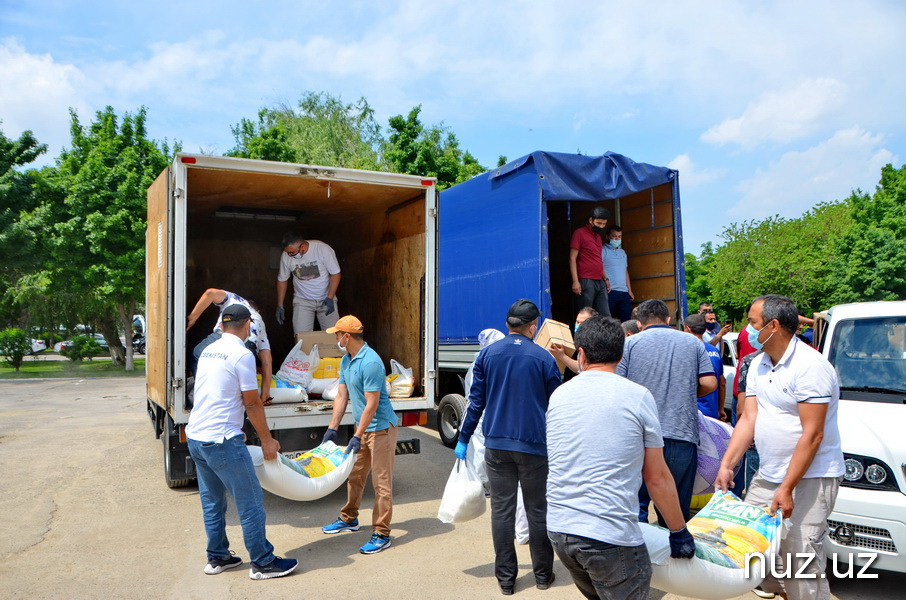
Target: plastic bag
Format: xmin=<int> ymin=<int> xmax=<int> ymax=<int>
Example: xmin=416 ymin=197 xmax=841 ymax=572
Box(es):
xmin=437 ymin=458 xmax=486 ymax=523
xmin=322 ymin=378 xmax=340 ymax=401
xmin=246 ymin=441 xmax=355 ymax=501
xmin=515 ymin=485 xmax=529 ymax=544
xmin=695 ymin=411 xmax=739 ymax=495
xmin=276 ymin=340 xmax=320 ymax=389
xmin=309 ymin=377 xmax=339 ymax=396
xmin=387 ymin=359 xmax=415 ymax=398
xmin=257 ymin=374 xmax=308 ymax=404
xmin=642 ymin=490 xmax=782 ymax=600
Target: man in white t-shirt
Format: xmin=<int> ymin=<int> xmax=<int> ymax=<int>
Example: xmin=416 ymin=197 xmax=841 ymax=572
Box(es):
xmin=186 ymin=304 xmax=297 ymax=580
xmin=717 ymin=294 xmax=843 ymax=600
xmin=275 ymin=232 xmax=341 ymax=332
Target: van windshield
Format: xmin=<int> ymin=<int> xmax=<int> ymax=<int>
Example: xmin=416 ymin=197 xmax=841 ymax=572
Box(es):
xmin=827 ymin=317 xmax=906 ymax=395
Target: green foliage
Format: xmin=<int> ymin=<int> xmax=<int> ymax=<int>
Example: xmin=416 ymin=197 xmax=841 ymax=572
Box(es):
xmin=0 ymin=328 xmax=31 ymax=371
xmin=685 ymin=242 xmax=715 ymax=313
xmin=60 ymin=334 xmax=103 ymax=362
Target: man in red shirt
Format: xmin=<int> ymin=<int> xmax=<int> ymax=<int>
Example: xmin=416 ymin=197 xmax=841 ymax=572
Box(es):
xmin=569 ymin=206 xmax=611 ymax=317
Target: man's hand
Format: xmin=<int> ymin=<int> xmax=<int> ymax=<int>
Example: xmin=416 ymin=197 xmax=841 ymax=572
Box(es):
xmin=275 ymin=306 xmax=285 ymax=325
xmin=605 ymin=279 xmax=612 ymax=293
xmin=322 ymin=428 xmax=338 ymax=445
xmin=719 ymin=407 xmax=728 ymax=422
xmin=719 ymin=323 xmax=732 ymax=336
xmin=668 ymin=527 xmax=696 ymax=559
xmin=261 ymin=437 xmax=280 ymax=461
xmin=346 ymin=435 xmax=361 ymax=454
xmin=714 ymin=466 xmax=735 ymax=492
xmin=571 ymin=281 xmax=581 ymax=295
xmin=628 ymin=290 xmax=635 ymax=301
xmin=548 ymin=343 xmax=567 ymax=363
xmin=454 ymin=440 xmax=468 ymax=460
xmin=261 ymin=393 xmax=273 ymax=406
xmin=771 ymin=487 xmax=794 ymax=519
xmin=321 ymin=297 xmax=335 ymax=316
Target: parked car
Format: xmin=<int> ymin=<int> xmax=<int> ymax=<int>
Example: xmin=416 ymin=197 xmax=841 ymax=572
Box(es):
xmin=719 ymin=332 xmax=738 ymax=414
xmin=29 ymin=339 xmax=47 ymax=354
xmin=815 ymin=301 xmax=906 ymax=574
xmin=57 ymin=334 xmax=109 ymax=354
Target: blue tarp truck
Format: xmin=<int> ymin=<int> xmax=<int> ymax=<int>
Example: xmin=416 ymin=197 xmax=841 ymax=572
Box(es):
xmin=435 ymin=150 xmax=687 ymax=446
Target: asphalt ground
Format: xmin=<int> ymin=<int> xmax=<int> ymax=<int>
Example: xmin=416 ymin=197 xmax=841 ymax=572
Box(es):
xmin=0 ymin=378 xmax=902 ymax=600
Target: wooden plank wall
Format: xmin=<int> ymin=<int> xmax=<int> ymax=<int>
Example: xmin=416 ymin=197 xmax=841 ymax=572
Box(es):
xmin=146 ymin=168 xmax=169 ymax=410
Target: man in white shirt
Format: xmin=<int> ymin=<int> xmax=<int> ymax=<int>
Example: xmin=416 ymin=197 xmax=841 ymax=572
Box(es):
xmin=186 ymin=304 xmax=298 ymax=580
xmin=275 ymin=232 xmax=341 ymax=332
xmin=717 ymin=294 xmax=844 ymax=600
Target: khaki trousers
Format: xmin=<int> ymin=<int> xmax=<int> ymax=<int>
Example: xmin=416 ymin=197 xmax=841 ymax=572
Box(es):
xmin=744 ymin=474 xmax=841 ymax=600
xmin=340 ymin=425 xmax=397 ymax=535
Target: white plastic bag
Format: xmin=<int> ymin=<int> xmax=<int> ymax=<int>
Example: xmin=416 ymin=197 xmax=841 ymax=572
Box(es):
xmin=309 ymin=377 xmax=339 ymax=396
xmin=321 ymin=378 xmax=340 ymax=401
xmin=388 ymin=358 xmax=415 ymax=398
xmin=247 ymin=442 xmax=355 ymax=501
xmin=515 ymin=485 xmax=529 ymax=544
xmin=695 ymin=412 xmax=738 ymax=495
xmin=437 ymin=458 xmax=486 ymax=523
xmin=276 ymin=340 xmax=320 ymax=389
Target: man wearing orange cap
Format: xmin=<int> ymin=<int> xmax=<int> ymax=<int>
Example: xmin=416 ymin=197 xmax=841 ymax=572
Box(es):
xmin=319 ymin=315 xmax=398 ymax=554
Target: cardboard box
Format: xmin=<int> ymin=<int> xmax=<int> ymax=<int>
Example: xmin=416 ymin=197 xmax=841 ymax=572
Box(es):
xmin=534 ymin=318 xmax=575 ymax=372
xmin=294 ymin=330 xmax=344 ymax=358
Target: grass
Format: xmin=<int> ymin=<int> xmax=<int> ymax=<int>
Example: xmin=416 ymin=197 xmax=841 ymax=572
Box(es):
xmin=0 ymin=357 xmax=146 ymax=379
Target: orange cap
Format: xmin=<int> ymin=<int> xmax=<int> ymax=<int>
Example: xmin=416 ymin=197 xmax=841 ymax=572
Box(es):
xmin=326 ymin=315 xmax=364 ymax=334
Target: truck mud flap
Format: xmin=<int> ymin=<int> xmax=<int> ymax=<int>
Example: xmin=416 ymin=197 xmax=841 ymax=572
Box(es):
xmin=395 ymin=439 xmax=420 ymax=455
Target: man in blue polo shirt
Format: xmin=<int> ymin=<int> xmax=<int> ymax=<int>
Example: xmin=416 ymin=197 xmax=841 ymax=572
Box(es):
xmin=320 ymin=315 xmax=398 ymax=555
xmin=456 ymin=299 xmax=562 ymax=595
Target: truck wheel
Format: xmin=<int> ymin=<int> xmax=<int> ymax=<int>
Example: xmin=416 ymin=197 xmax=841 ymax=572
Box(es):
xmin=437 ymin=393 xmax=467 ymax=448
xmin=137 ymin=342 xmax=146 ymax=355
xmin=163 ymin=417 xmax=193 ymax=488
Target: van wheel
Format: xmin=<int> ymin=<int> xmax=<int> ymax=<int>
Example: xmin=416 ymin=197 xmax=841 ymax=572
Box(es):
xmin=437 ymin=393 xmax=467 ymax=448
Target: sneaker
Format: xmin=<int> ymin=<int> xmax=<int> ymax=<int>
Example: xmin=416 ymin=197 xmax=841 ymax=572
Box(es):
xmin=500 ymin=585 xmax=514 ymax=596
xmin=752 ymin=587 xmax=776 ymax=599
xmin=359 ymin=533 xmax=392 ymax=554
xmin=536 ymin=572 xmax=556 ymax=590
xmin=249 ymin=556 xmax=298 ymax=580
xmin=204 ymin=552 xmax=242 ymax=575
xmin=322 ymin=517 xmax=360 ymax=535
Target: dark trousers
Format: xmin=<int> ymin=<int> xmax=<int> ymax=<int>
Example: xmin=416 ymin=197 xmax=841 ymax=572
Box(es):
xmin=638 ymin=438 xmax=697 ymax=525
xmin=578 ymin=278 xmax=611 ymax=317
xmin=485 ymin=448 xmax=554 ymax=587
xmin=549 ymin=532 xmax=652 ymax=600
xmin=607 ymin=290 xmax=633 ymax=322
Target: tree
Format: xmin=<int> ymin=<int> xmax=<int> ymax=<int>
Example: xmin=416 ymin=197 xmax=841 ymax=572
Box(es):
xmin=0 ymin=328 xmax=31 ymax=371
xmin=684 ymin=242 xmax=715 ymax=313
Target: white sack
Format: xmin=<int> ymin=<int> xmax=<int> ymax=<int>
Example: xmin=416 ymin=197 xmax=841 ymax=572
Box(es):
xmin=437 ymin=458 xmax=486 ymax=524
xmin=247 ymin=442 xmax=354 ymax=501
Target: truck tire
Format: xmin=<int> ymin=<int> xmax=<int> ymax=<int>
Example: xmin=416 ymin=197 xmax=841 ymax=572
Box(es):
xmin=137 ymin=342 xmax=146 ymax=355
xmin=437 ymin=393 xmax=467 ymax=448
xmin=163 ymin=416 xmax=193 ymax=488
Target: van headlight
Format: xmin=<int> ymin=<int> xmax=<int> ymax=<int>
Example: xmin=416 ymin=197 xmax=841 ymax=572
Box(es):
xmin=841 ymin=454 xmax=899 ymax=491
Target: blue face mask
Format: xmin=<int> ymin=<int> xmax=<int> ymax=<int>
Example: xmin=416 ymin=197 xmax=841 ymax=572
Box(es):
xmin=574 ymin=322 xmax=581 ymax=332
xmin=609 ymin=239 xmax=622 ymax=249
xmin=746 ymin=322 xmax=773 ymax=351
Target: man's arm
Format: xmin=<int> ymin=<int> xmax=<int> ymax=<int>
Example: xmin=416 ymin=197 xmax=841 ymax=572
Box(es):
xmin=326 ymin=273 xmax=341 ymax=300
xmin=643 ymin=447 xmax=688 ymax=531
xmin=625 ymin=267 xmax=634 ymax=300
xmin=276 ymin=279 xmax=289 ymax=308
xmin=549 ymin=343 xmax=578 ymax=374
xmin=697 ymin=374 xmax=717 ymax=398
xmin=243 ymin=389 xmax=280 ymax=460
xmin=569 ymin=248 xmax=581 ymax=295
xmin=710 ymin=323 xmax=732 ymax=347
xmin=717 ymin=374 xmax=727 ymax=421
xmin=353 ymin=390 xmax=380 ymax=439
xmin=327 ymin=383 xmax=350 ymax=430
xmin=186 ymin=288 xmax=227 ymax=330
xmin=715 ymin=394 xmax=757 ymax=490
xmin=770 ymin=402 xmax=828 ymax=519
xmin=258 ymin=349 xmax=273 ymax=405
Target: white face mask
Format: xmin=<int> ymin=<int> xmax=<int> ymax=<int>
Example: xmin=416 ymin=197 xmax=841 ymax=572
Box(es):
xmin=337 ymin=334 xmax=348 ymax=353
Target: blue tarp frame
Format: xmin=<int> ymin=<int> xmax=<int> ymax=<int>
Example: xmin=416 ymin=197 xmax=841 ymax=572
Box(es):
xmin=439 ymin=151 xmax=685 ymax=345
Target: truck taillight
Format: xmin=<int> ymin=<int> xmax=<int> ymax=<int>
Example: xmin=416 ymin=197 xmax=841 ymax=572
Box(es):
xmin=178 ymin=425 xmax=187 ymax=443
xmin=180 ymin=157 xmax=197 ymax=164
xmin=420 ymin=180 xmax=433 ymax=186
xmin=401 ymin=411 xmax=427 ymax=427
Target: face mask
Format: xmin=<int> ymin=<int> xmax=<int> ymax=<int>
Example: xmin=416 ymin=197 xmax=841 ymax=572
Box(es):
xmin=706 ymin=321 xmax=720 ymax=334
xmin=574 ymin=322 xmax=581 ymax=332
xmin=608 ymin=239 xmax=622 ymax=249
xmin=337 ymin=334 xmax=348 ymax=353
xmin=746 ymin=322 xmax=774 ymax=351
xmin=592 ymin=225 xmax=606 ymax=234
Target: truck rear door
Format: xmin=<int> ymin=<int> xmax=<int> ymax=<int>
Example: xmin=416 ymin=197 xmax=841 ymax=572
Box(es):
xmin=146 ymin=167 xmax=173 ymax=413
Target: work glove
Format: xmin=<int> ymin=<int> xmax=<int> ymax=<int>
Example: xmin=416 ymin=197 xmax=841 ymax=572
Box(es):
xmin=322 ymin=428 xmax=338 ymax=445
xmin=321 ymin=297 xmax=335 ymax=316
xmin=346 ymin=435 xmax=361 ymax=454
xmin=275 ymin=306 xmax=285 ymax=325
xmin=454 ymin=440 xmax=468 ymax=461
xmin=668 ymin=526 xmax=696 ymax=559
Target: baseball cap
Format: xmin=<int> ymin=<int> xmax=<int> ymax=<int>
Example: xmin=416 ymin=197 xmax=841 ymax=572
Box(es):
xmin=326 ymin=315 xmax=364 ymax=334
xmin=506 ymin=299 xmax=540 ymax=327
xmin=221 ymin=304 xmax=251 ymax=323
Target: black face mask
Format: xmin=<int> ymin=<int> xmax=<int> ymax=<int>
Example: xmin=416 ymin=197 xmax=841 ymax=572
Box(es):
xmin=706 ymin=321 xmax=720 ymax=333
xmin=592 ymin=225 xmax=606 ymax=234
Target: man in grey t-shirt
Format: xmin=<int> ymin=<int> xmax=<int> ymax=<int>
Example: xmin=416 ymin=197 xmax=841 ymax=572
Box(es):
xmin=617 ymin=300 xmax=716 ymax=524
xmin=548 ymin=316 xmax=695 ymax=599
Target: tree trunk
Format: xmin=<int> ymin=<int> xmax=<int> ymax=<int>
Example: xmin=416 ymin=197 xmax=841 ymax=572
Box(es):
xmin=117 ymin=299 xmax=136 ymax=372
xmin=97 ymin=317 xmax=125 ymax=366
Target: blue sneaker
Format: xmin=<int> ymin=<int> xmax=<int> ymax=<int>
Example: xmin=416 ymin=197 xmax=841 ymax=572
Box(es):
xmin=249 ymin=556 xmax=298 ymax=580
xmin=204 ymin=552 xmax=242 ymax=575
xmin=359 ymin=533 xmax=392 ymax=554
xmin=322 ymin=517 xmax=360 ymax=535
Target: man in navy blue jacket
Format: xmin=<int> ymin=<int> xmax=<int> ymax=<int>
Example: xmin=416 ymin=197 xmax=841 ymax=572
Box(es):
xmin=456 ymin=299 xmax=562 ymax=595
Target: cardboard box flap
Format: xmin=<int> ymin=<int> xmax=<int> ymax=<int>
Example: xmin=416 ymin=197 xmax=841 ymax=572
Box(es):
xmin=294 ymin=330 xmax=344 ymax=358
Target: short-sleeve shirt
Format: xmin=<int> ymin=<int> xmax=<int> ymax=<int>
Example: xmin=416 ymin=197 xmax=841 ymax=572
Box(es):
xmin=570 ymin=225 xmax=604 ymax=280
xmin=547 ymin=371 xmax=663 ymax=546
xmin=617 ymin=325 xmax=715 ymax=443
xmin=187 ymin=333 xmax=258 ymax=443
xmin=339 ymin=343 xmax=397 ymax=432
xmin=212 ymin=291 xmax=270 ymax=353
xmin=746 ymin=337 xmax=844 ymax=483
xmin=697 ymin=341 xmax=724 ymax=418
xmin=277 ymin=240 xmax=341 ymax=300
xmin=601 ymin=244 xmax=629 ymax=292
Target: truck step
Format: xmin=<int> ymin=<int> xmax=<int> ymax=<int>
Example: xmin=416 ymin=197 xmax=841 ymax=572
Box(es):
xmin=395 ymin=439 xmax=420 ymax=455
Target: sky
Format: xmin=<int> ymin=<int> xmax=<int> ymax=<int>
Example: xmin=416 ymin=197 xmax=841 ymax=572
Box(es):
xmin=2 ymin=0 xmax=904 ymax=254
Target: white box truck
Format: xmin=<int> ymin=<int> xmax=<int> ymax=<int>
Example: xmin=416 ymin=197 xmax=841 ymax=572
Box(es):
xmin=145 ymin=154 xmax=437 ymax=487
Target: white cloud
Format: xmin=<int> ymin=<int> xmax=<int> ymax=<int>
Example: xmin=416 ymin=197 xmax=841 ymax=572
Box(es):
xmin=667 ymin=154 xmax=724 ymax=187
xmin=729 ymin=128 xmax=897 ymax=219
xmin=701 ymin=78 xmax=847 ymax=148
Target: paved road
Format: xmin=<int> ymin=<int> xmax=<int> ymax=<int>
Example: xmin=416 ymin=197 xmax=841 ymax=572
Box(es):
xmin=0 ymin=378 xmax=902 ymax=600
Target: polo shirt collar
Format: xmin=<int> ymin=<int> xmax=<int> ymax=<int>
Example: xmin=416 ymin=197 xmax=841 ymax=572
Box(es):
xmin=762 ymin=335 xmax=798 ymax=368
xmin=644 ymin=324 xmax=672 ymax=330
xmin=347 ymin=342 xmax=371 ymax=364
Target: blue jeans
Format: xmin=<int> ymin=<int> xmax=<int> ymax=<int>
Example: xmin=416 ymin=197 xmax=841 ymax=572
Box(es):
xmin=485 ymin=448 xmax=554 ymax=587
xmin=549 ymin=532 xmax=652 ymax=600
xmin=607 ymin=290 xmax=633 ymax=323
xmin=188 ymin=435 xmax=275 ymax=566
xmin=638 ymin=438 xmax=697 ymax=525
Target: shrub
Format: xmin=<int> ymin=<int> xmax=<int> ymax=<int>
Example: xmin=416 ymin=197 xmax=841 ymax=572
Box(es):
xmin=61 ymin=335 xmax=103 ymax=362
xmin=0 ymin=329 xmax=31 ymax=372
